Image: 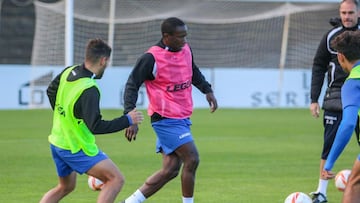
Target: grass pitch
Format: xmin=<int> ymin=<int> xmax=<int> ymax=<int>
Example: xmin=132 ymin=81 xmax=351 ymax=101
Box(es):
xmin=0 ymin=108 xmax=358 ymax=203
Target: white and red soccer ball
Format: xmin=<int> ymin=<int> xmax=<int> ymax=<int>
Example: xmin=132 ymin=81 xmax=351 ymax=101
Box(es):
xmin=335 ymin=169 xmax=351 ymax=192
xmin=284 ymin=192 xmax=312 ymax=203
xmin=87 ymin=175 xmax=104 ymax=191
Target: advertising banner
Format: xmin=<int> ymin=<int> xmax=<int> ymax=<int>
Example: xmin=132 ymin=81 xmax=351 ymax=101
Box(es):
xmin=0 ymin=65 xmax=323 ymax=109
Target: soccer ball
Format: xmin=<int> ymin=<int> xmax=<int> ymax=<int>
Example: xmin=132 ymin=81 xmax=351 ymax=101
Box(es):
xmin=284 ymin=192 xmax=312 ymax=203
xmin=87 ymin=175 xmax=104 ymax=191
xmin=335 ymin=169 xmax=351 ymax=192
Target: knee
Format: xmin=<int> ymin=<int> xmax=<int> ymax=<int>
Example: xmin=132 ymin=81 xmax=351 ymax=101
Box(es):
xmin=116 ymin=173 xmax=125 ymax=188
xmin=58 ymin=183 xmax=76 ymax=195
xmin=184 ymin=155 xmax=200 ymax=171
xmin=108 ymin=172 xmax=125 ymax=190
xmin=163 ymin=166 xmax=181 ymax=180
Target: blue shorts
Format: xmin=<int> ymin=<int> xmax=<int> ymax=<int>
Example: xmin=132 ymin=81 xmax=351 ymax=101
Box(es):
xmin=50 ymin=144 xmax=108 ymax=177
xmin=152 ymin=118 xmax=193 ymax=155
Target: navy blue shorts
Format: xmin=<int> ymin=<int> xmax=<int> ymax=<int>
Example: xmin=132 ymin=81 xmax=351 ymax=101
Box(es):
xmin=152 ymin=118 xmax=193 ymax=155
xmin=322 ymin=111 xmax=342 ymax=159
xmin=50 ymin=144 xmax=108 ymax=177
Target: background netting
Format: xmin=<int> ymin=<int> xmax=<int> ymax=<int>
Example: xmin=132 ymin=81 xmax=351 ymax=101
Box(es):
xmin=32 ymin=0 xmax=338 ymax=69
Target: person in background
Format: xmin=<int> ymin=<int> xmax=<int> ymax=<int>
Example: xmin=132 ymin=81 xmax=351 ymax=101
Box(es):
xmin=309 ymin=1 xmax=360 ymax=202
xmin=322 ymin=30 xmax=360 ymax=203
xmin=40 ymin=38 xmax=143 ymax=203
xmin=121 ymin=17 xmax=218 ymax=203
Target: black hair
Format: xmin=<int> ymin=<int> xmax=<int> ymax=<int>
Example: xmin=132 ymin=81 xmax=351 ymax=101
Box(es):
xmin=161 ymin=17 xmax=185 ymax=35
xmin=331 ymin=30 xmax=360 ymax=62
xmin=85 ymin=38 xmax=111 ymax=63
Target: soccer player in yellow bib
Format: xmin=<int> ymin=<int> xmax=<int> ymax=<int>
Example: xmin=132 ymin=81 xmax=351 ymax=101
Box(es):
xmin=40 ymin=38 xmax=144 ymax=203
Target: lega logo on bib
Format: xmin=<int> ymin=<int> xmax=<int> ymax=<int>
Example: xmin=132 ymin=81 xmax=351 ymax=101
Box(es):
xmin=166 ymin=80 xmax=191 ymax=92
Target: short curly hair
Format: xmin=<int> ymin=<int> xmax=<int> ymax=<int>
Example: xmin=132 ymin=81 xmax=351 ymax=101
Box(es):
xmin=85 ymin=38 xmax=111 ymax=63
xmin=331 ymin=30 xmax=360 ymax=62
xmin=161 ymin=17 xmax=185 ymax=35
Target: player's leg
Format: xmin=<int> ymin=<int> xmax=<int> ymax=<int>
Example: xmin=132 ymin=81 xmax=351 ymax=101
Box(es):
xmin=124 ymin=153 xmax=182 ymax=203
xmin=124 ymin=118 xmax=194 ymax=203
xmin=316 ymin=159 xmax=327 ymax=192
xmin=87 ymin=158 xmax=124 ymax=203
xmin=174 ymin=141 xmax=199 ymax=199
xmin=342 ymin=156 xmax=360 ymax=203
xmin=140 ymin=152 xmax=182 ymax=196
xmin=312 ymin=111 xmax=341 ymax=203
xmin=156 ymin=118 xmax=198 ymax=202
xmin=135 ymin=141 xmax=199 ymax=197
xmin=39 ymin=172 xmax=77 ymax=203
xmin=40 ymin=144 xmax=77 ymax=203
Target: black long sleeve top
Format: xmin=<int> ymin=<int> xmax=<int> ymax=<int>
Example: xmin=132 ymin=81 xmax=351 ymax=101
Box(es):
xmin=47 ymin=64 xmax=130 ymax=134
xmin=123 ymin=40 xmax=213 ymax=114
xmin=311 ymin=24 xmax=360 ymax=104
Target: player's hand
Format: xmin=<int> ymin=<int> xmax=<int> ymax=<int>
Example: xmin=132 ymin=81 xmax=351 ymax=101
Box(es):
xmin=310 ymin=102 xmax=320 ymax=118
xmin=206 ymin=92 xmax=218 ymax=113
xmin=125 ymin=124 xmax=138 ymax=142
xmin=321 ymin=170 xmax=335 ymax=180
xmin=127 ymin=109 xmax=144 ymax=124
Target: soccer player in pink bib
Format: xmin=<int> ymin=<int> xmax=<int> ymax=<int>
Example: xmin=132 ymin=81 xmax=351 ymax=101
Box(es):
xmin=122 ymin=17 xmax=218 ymax=203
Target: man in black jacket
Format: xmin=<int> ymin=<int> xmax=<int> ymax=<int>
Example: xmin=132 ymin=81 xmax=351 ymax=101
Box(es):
xmin=310 ymin=0 xmax=360 ymax=202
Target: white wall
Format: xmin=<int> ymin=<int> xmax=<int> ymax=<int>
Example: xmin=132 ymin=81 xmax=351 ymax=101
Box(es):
xmin=0 ymin=65 xmax=324 ymax=110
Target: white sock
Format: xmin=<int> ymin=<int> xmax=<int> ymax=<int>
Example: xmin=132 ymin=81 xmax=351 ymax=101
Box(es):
xmin=124 ymin=189 xmax=146 ymax=203
xmin=316 ymin=179 xmax=328 ymax=196
xmin=182 ymin=197 xmax=194 ymax=203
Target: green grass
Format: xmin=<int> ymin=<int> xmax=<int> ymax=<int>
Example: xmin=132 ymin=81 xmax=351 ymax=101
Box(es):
xmin=0 ymin=108 xmax=358 ymax=202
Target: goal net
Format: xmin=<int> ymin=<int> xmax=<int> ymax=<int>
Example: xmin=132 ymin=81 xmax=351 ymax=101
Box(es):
xmin=32 ymin=0 xmax=338 ymax=69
